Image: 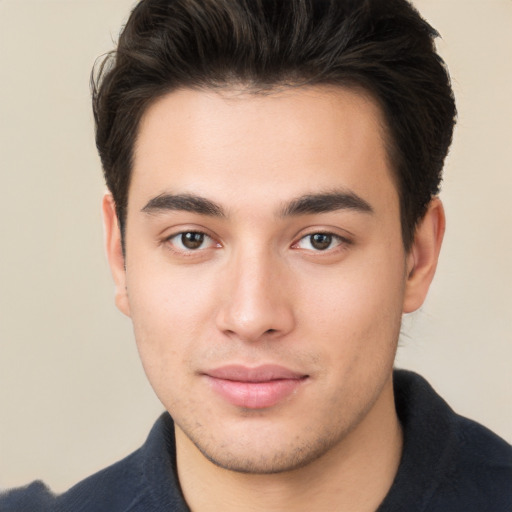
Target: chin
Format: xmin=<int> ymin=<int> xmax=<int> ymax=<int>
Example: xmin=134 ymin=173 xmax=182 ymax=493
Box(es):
xmin=184 ymin=419 xmax=345 ymax=475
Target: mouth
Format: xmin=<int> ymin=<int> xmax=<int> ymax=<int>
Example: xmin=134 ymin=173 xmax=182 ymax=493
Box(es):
xmin=202 ymin=365 xmax=309 ymax=409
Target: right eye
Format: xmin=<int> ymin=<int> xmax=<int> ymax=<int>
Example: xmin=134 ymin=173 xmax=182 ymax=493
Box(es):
xmin=166 ymin=231 xmax=219 ymax=252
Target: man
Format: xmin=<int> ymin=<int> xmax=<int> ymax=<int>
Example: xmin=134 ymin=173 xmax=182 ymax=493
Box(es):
xmin=1 ymin=0 xmax=511 ymax=510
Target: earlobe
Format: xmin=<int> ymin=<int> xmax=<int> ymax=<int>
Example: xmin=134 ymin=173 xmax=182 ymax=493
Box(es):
xmin=403 ymin=198 xmax=445 ymax=313
xmin=102 ymin=193 xmax=131 ymax=317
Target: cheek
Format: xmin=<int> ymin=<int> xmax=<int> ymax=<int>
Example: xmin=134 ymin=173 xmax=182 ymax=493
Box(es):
xmin=128 ymin=257 xmax=216 ymax=328
xmin=295 ymin=261 xmax=405 ymax=417
xmin=295 ymin=248 xmax=406 ymax=360
xmin=125 ymin=266 xmax=215 ymax=385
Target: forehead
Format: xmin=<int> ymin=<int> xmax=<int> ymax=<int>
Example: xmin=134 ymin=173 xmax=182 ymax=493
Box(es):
xmin=130 ymin=86 xmax=397 ymax=214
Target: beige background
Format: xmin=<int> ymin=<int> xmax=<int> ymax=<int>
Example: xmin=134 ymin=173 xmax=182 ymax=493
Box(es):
xmin=1 ymin=0 xmax=511 ymax=493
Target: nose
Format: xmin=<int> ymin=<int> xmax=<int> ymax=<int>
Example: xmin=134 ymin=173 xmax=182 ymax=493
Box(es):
xmin=215 ymin=249 xmax=296 ymax=342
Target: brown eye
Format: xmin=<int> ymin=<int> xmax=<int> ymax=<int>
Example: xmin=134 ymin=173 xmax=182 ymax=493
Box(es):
xmin=181 ymin=232 xmax=205 ymax=249
xmin=310 ymin=233 xmax=333 ymax=250
xmin=294 ymin=232 xmax=346 ymax=252
xmin=166 ymin=231 xmax=219 ymax=254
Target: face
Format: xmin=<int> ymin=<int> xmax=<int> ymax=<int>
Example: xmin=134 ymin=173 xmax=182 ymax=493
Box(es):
xmin=106 ymin=86 xmax=433 ymax=473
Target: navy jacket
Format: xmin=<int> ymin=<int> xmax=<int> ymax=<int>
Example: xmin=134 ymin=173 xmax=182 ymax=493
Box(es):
xmin=2 ymin=370 xmax=511 ymax=511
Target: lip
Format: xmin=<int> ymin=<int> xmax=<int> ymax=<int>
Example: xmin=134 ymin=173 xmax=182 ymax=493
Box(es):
xmin=203 ymin=365 xmax=308 ymax=409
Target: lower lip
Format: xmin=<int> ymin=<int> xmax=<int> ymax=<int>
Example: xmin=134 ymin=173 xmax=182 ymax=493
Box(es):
xmin=206 ymin=376 xmax=306 ymax=409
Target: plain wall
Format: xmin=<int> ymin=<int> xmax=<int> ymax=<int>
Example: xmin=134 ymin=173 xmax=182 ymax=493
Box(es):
xmin=0 ymin=0 xmax=510 ymax=493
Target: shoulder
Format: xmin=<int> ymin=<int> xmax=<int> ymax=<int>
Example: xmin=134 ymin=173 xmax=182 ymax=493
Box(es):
xmin=60 ymin=449 xmax=148 ymax=512
xmin=0 ymin=481 xmax=55 ymax=512
xmin=0 ymin=413 xmax=187 ymax=512
xmin=438 ymin=414 xmax=512 ymax=510
xmin=391 ymin=370 xmax=512 ymax=511
xmin=0 ymin=449 xmax=144 ymax=512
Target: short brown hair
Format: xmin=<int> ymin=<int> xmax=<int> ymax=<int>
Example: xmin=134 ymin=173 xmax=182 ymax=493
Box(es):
xmin=92 ymin=0 xmax=456 ymax=250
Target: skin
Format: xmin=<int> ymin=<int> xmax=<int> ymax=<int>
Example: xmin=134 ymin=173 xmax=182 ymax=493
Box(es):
xmin=104 ymin=86 xmax=444 ymax=511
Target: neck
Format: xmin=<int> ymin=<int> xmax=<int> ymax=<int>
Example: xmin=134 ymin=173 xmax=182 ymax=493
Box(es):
xmin=175 ymin=375 xmax=402 ymax=512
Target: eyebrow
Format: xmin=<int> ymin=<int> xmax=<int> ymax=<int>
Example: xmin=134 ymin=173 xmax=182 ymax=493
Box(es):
xmin=141 ymin=189 xmax=373 ymax=219
xmin=141 ymin=193 xmax=226 ymax=217
xmin=279 ymin=191 xmax=374 ymax=217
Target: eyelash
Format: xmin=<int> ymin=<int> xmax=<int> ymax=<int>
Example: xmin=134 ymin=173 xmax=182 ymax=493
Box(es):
xmin=164 ymin=231 xmax=219 ymax=254
xmin=292 ymin=232 xmax=351 ymax=252
xmin=164 ymin=230 xmax=351 ymax=255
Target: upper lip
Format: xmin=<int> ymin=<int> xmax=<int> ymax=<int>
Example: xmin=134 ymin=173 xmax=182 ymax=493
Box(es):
xmin=204 ymin=364 xmax=307 ymax=382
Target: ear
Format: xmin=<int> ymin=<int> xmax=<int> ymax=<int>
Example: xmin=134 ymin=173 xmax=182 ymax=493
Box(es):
xmin=403 ymin=198 xmax=445 ymax=313
xmin=102 ymin=193 xmax=131 ymax=317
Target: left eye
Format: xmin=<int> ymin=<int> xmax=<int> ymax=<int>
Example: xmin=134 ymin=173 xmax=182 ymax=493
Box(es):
xmin=167 ymin=231 xmax=217 ymax=251
xmin=295 ymin=233 xmax=343 ymax=251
